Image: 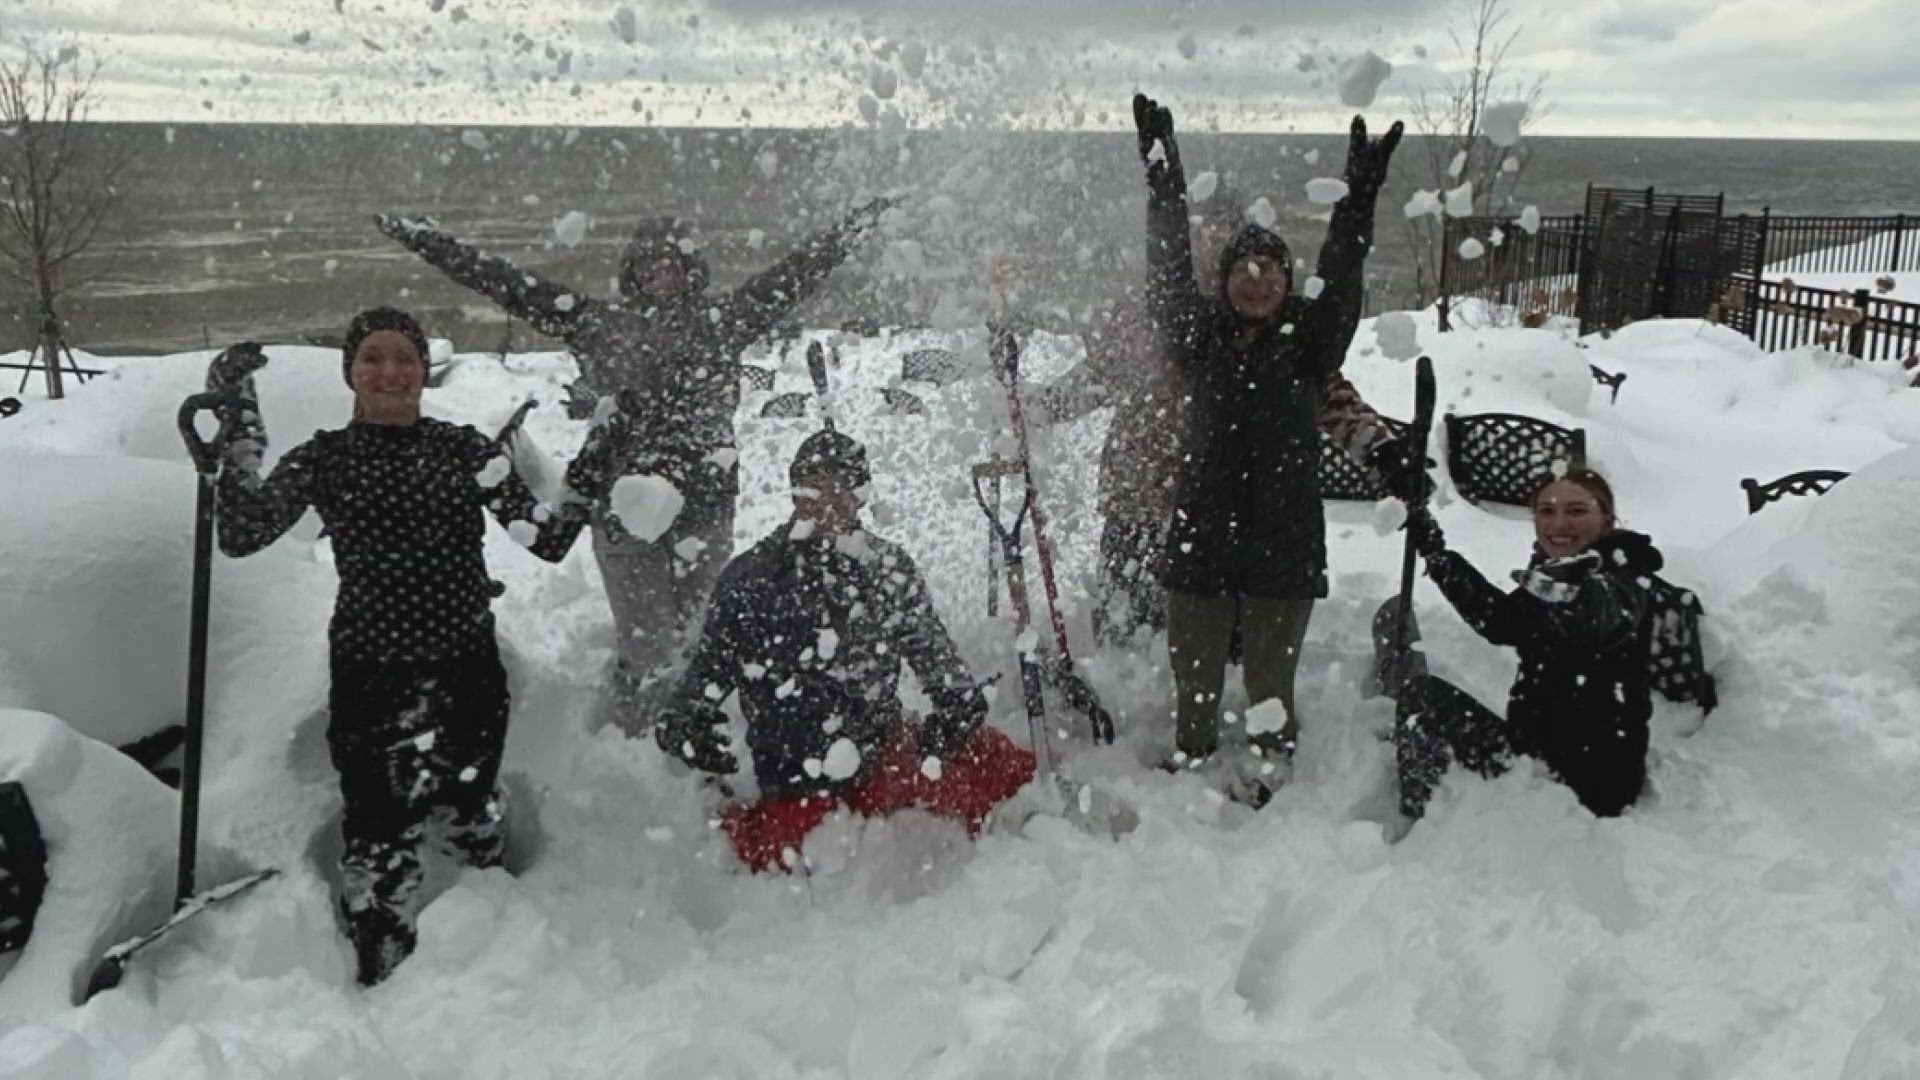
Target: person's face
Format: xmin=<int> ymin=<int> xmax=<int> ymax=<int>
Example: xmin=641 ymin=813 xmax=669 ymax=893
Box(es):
xmin=1226 ymin=254 xmax=1289 ymax=320
xmin=350 ymin=330 xmax=425 ymax=424
xmin=1533 ymin=479 xmax=1612 ymax=558
xmin=792 ymin=473 xmax=867 ymax=533
xmin=638 ymin=254 xmax=687 ymax=300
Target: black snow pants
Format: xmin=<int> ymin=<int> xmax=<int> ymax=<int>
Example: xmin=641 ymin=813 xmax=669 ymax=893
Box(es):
xmin=327 ymin=641 xmax=510 ymax=984
xmin=1393 ymin=674 xmax=1513 ymax=820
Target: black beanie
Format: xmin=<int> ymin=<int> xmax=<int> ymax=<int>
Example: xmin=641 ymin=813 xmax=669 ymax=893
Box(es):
xmin=1217 ymin=224 xmax=1294 ymax=301
xmin=789 ymin=428 xmax=871 ymax=489
xmin=342 ymin=306 xmax=432 ymax=386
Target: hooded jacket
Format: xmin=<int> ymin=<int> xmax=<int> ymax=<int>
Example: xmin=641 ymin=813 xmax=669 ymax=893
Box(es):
xmin=1425 ymin=530 xmax=1659 ymax=816
xmin=1144 ymin=178 xmax=1381 ymax=599
xmin=378 ymin=213 xmax=869 ymax=533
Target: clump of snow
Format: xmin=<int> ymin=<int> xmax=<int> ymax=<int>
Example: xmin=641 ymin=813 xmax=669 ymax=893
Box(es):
xmin=1302 ymin=275 xmax=1326 ymax=300
xmin=1304 ymin=148 xmax=1320 ymax=165
xmin=1338 ymin=50 xmax=1393 ymax=108
xmin=609 ymin=7 xmax=637 ymax=45
xmin=1247 ymin=197 xmax=1277 ymax=229
xmin=552 ymin=211 xmax=590 ymax=248
xmin=1481 ymin=101 xmax=1530 ymax=147
xmin=1404 ymin=190 xmax=1443 ymax=220
xmin=821 ymin=737 xmax=862 ymax=781
xmin=609 ymin=475 xmax=684 ymax=543
xmin=1444 ymin=181 xmax=1475 ymax=218
xmin=1374 ymin=311 xmax=1422 ymax=360
xmin=1188 ymin=171 xmax=1219 ymax=202
xmin=1458 ymin=237 xmax=1487 ymax=261
xmin=1518 ymin=205 xmax=1543 ymax=234
xmin=1243 ymin=699 xmax=1289 ymax=736
xmin=1304 ymin=178 xmax=1349 ymax=206
xmin=869 ymin=65 xmax=899 ymax=101
xmin=459 ymin=129 xmax=488 ymax=152
xmin=1176 ymin=33 xmax=1198 ymax=61
xmin=1448 ymin=150 xmax=1468 ymax=179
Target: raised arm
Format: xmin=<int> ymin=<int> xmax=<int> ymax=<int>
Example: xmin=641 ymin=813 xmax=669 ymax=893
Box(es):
xmin=652 ymin=564 xmax=756 ymax=770
xmin=1415 ymin=516 xmax=1643 ymax=653
xmin=1133 ymin=94 xmax=1205 ymax=365
xmin=716 ymin=198 xmax=891 ymax=355
xmin=375 ymin=215 xmax=591 ymax=339
xmin=1292 ymin=116 xmax=1404 ymax=376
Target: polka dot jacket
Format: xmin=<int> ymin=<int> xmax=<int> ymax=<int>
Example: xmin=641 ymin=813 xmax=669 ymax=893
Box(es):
xmin=215 ymin=417 xmax=591 ymax=663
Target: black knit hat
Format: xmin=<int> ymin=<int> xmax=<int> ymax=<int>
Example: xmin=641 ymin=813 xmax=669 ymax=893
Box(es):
xmin=342 ymin=306 xmax=432 ymax=386
xmin=1217 ymin=224 xmax=1294 ymax=300
xmin=619 ymin=217 xmax=710 ymax=300
xmin=789 ymin=428 xmax=871 ymax=489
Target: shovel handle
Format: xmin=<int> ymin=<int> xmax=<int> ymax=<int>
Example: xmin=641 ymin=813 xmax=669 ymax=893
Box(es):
xmin=176 ymin=392 xmax=250 ymax=476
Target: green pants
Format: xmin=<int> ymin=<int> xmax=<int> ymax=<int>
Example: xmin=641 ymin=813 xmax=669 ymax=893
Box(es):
xmin=1166 ymin=593 xmax=1316 ymax=759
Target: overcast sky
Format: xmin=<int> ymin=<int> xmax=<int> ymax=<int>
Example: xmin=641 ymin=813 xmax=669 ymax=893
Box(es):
xmin=7 ymin=0 xmax=1917 ymax=137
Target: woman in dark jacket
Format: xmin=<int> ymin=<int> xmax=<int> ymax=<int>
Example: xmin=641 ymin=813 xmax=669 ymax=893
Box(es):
xmin=205 ymin=306 xmax=631 ymax=985
xmin=1131 ymin=93 xmax=1410 ymax=804
xmin=1395 ymin=467 xmax=1655 ymax=824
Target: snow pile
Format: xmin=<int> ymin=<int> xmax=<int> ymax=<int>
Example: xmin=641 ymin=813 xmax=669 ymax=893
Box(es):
xmin=1 ymin=313 xmax=1919 ymax=1077
xmin=0 ymin=710 xmax=176 ymax=1027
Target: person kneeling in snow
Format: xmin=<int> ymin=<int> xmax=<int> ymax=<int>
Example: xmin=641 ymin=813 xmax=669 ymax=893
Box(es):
xmin=1388 ymin=468 xmax=1656 ymax=832
xmin=653 ymin=429 xmax=1037 ymax=873
xmin=206 ymin=307 xmax=634 ymax=986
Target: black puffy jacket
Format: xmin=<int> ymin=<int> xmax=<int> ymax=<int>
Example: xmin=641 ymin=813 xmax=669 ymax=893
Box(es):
xmin=1146 ymin=182 xmax=1379 ymax=599
xmin=379 ymin=215 xmax=863 ymax=532
xmin=665 ymin=522 xmax=988 ymax=798
xmin=1426 ymin=530 xmax=1659 ymax=816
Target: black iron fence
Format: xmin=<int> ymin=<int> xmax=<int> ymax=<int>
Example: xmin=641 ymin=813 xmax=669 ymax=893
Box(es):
xmin=1438 ymin=185 xmax=1920 ymax=365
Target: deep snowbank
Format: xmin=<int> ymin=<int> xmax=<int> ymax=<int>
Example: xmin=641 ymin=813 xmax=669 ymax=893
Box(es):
xmin=1 ymin=313 xmax=1918 ymax=1078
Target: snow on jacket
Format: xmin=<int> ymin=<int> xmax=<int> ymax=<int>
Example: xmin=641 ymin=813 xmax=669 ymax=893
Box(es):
xmin=216 ymin=418 xmax=591 ymax=664
xmin=667 ymin=522 xmax=987 ymax=799
xmin=1145 ymin=175 xmax=1381 ymax=599
xmin=1425 ymin=530 xmax=1659 ymax=816
xmin=378 ymin=214 xmax=865 ymax=532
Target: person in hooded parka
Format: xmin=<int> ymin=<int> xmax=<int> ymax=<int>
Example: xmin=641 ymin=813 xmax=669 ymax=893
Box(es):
xmin=377 ymin=202 xmax=890 ymax=733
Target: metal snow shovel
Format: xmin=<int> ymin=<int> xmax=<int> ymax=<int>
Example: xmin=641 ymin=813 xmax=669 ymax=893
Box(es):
xmin=84 ymin=390 xmax=280 ymax=1001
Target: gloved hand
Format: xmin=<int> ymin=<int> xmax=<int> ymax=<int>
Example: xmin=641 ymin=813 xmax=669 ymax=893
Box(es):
xmin=919 ymin=705 xmax=984 ymax=760
xmin=654 ymin=703 xmax=738 ymax=775
xmin=1404 ymin=506 xmax=1447 ymax=559
xmin=1369 ymin=436 xmax=1436 ymax=503
xmin=1131 ymin=93 xmax=1184 ymax=199
xmin=1341 ymin=115 xmax=1406 ymax=203
xmin=205 ymin=342 xmax=269 ymax=472
xmin=562 ymin=380 xmax=601 ymax=420
xmin=373 ymin=213 xmax=437 ymax=245
xmin=841 ymin=195 xmax=897 ymax=240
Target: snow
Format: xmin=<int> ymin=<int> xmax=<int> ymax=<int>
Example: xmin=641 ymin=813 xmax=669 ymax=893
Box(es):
xmin=1444 ymin=180 xmax=1476 ymax=218
xmin=1373 ymin=311 xmax=1422 ymax=360
xmin=1482 ymin=101 xmax=1530 ymax=148
xmin=1247 ymin=196 xmax=1276 ymax=229
xmin=1519 ymin=204 xmax=1543 ymax=234
xmin=1302 ymin=275 xmax=1326 ymax=300
xmin=1337 ymin=50 xmax=1393 ymax=108
xmin=1458 ymin=237 xmax=1487 ymax=261
xmin=551 ymin=210 xmax=589 ymax=248
xmin=3 ymin=315 xmax=1920 ymax=1077
xmin=608 ymin=474 xmax=684 ymax=543
xmin=1243 ymin=699 xmax=1289 ymax=737
xmin=1403 ymin=189 xmax=1443 ymax=220
xmin=1766 ymin=235 xmax=1920 ymax=303
xmin=1187 ymin=170 xmax=1219 ymax=202
xmin=1303 ymin=177 xmax=1349 ymax=206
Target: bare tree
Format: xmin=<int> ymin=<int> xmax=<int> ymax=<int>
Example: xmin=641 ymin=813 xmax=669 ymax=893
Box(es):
xmin=0 ymin=43 xmax=130 ymax=399
xmin=1398 ymin=0 xmax=1549 ymax=315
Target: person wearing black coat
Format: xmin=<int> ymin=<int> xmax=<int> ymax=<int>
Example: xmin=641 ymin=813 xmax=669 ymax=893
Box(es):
xmin=206 ymin=307 xmax=632 ymax=985
xmin=1393 ymin=468 xmax=1654 ymax=825
xmin=1131 ymin=93 xmax=1409 ymax=802
xmin=376 ymin=204 xmax=889 ymax=734
xmin=652 ymin=429 xmax=1036 ymax=872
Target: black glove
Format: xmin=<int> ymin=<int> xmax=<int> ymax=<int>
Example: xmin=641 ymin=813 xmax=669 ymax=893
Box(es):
xmin=1132 ymin=93 xmax=1184 ymax=198
xmin=918 ymin=690 xmax=987 ymax=758
xmin=1404 ymin=507 xmax=1447 ymax=559
xmin=205 ymin=342 xmax=269 ymax=470
xmin=841 ymin=195 xmax=896 ymax=241
xmin=1369 ymin=436 xmax=1436 ymax=504
xmin=206 ymin=341 xmax=267 ymax=395
xmin=373 ymin=213 xmax=437 ymax=245
xmin=564 ymin=401 xmax=637 ymax=505
xmin=562 ymin=380 xmax=601 ymax=421
xmin=1341 ymin=115 xmax=1406 ymax=202
xmin=655 ymin=703 xmax=738 ymax=775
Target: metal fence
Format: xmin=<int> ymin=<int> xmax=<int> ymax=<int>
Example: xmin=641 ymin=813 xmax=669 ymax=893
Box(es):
xmin=1437 ymin=185 xmax=1920 ymax=364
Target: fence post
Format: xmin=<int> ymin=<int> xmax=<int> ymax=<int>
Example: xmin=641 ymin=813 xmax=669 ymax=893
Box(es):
xmin=1849 ymin=288 xmax=1871 ymax=359
xmin=1437 ymin=216 xmax=1453 ymax=332
xmin=1893 ymin=214 xmax=1907 ymax=273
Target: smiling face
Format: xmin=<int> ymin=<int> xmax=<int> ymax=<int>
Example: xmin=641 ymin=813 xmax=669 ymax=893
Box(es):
xmin=1226 ymin=254 xmax=1289 ymax=320
xmin=792 ymin=472 xmax=868 ymax=534
xmin=1533 ymin=478 xmax=1613 ymax=558
xmin=349 ymin=329 xmax=426 ymax=425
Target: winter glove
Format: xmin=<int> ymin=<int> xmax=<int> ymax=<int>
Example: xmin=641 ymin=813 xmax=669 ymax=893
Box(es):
xmin=563 ymin=395 xmax=639 ymax=506
xmin=918 ymin=687 xmax=988 ymax=759
xmin=654 ymin=702 xmax=738 ymax=776
xmin=1368 ymin=436 xmax=1436 ymax=504
xmin=1131 ymin=93 xmax=1185 ymax=199
xmin=373 ymin=213 xmax=438 ymax=247
xmin=561 ymin=380 xmax=601 ymax=420
xmin=1403 ymin=506 xmax=1447 ymax=559
xmin=1341 ymin=115 xmax=1406 ymax=203
xmin=205 ymin=342 xmax=269 ymax=473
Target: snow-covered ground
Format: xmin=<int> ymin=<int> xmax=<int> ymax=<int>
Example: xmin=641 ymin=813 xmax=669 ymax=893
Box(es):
xmin=1764 ymin=233 xmax=1918 ymax=304
xmin=3 ymin=307 xmax=1920 ymax=1077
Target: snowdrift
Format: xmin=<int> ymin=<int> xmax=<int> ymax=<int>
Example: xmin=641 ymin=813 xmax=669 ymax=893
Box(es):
xmin=0 ymin=312 xmax=1918 ymax=1078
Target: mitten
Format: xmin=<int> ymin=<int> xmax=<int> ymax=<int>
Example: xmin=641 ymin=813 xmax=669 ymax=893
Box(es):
xmin=654 ymin=703 xmax=738 ymax=775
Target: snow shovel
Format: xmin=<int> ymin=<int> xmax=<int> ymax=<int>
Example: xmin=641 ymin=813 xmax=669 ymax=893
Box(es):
xmin=84 ymin=391 xmax=280 ymax=1001
xmin=1367 ymin=355 xmax=1438 ymax=703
